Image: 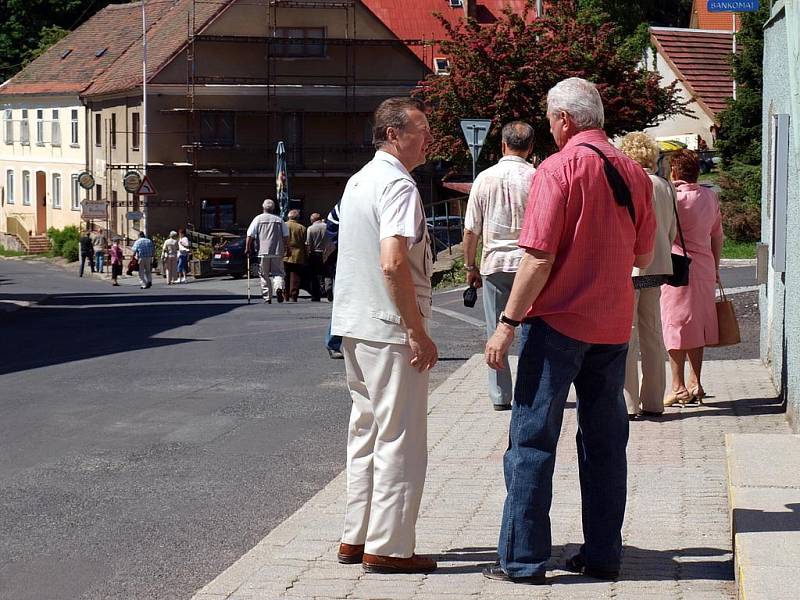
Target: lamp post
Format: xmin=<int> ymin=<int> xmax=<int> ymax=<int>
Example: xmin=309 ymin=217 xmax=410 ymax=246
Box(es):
xmin=141 ymin=0 xmax=149 ymax=234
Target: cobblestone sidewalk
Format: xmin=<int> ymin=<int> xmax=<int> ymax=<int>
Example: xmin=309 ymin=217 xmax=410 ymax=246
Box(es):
xmin=192 ymin=355 xmax=787 ymax=600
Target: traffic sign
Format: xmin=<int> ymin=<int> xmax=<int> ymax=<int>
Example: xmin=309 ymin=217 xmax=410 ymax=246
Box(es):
xmin=135 ymin=175 xmax=157 ymax=196
xmin=707 ymin=1 xmax=759 ymax=12
xmin=123 ymin=170 xmax=142 ymax=194
xmin=78 ymin=171 xmax=95 ymax=190
xmin=126 ymin=211 xmax=143 ymax=221
xmin=81 ymin=200 xmax=108 ymax=220
xmin=460 ymin=118 xmax=492 ymax=181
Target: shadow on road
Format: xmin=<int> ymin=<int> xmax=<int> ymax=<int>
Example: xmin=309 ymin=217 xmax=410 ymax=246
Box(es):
xmin=0 ymin=292 xmax=245 ymax=375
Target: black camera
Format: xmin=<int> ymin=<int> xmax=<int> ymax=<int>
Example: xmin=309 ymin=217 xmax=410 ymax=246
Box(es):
xmin=463 ymin=286 xmax=477 ymax=308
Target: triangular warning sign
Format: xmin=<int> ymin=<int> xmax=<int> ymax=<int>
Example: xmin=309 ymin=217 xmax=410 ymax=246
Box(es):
xmin=136 ymin=175 xmax=157 ymax=196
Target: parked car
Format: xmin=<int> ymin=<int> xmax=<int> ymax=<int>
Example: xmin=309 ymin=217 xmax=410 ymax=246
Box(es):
xmin=211 ymin=235 xmax=257 ymax=278
xmin=426 ymin=215 xmax=464 ymax=247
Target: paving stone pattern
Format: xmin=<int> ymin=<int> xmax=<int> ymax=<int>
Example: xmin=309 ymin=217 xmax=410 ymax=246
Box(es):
xmin=192 ymin=356 xmax=787 ymax=600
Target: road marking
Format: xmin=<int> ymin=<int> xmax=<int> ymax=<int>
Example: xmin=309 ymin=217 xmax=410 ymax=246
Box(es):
xmin=431 ymin=305 xmax=485 ymax=328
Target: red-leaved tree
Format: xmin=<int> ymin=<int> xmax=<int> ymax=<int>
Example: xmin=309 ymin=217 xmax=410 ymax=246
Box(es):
xmin=415 ymin=0 xmax=688 ymax=171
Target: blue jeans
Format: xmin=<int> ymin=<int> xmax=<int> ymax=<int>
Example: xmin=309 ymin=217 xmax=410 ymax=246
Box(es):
xmin=482 ymin=271 xmax=516 ymax=406
xmin=326 ymin=322 xmax=342 ymax=352
xmin=94 ymin=251 xmax=105 ymax=273
xmin=499 ymin=318 xmax=629 ymax=577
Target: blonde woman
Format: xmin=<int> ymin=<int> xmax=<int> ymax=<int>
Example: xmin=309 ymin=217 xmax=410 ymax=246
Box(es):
xmin=619 ymin=132 xmax=678 ymax=418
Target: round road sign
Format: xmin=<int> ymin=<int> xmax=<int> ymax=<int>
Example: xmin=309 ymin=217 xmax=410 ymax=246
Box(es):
xmin=123 ymin=170 xmax=142 ymax=194
xmin=78 ymin=171 xmax=95 ymax=190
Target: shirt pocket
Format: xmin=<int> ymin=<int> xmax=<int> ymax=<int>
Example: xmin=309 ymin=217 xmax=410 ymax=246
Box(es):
xmin=370 ymin=309 xmax=402 ymax=325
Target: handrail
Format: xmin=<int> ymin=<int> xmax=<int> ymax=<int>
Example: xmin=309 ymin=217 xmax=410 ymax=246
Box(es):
xmin=186 ymin=226 xmax=213 ymax=247
xmin=6 ymin=215 xmax=30 ymax=250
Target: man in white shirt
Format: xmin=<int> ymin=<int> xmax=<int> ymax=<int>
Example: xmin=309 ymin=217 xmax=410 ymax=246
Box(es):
xmin=463 ymin=121 xmax=536 ymax=410
xmin=245 ymin=199 xmax=290 ymax=303
xmin=331 ymin=97 xmax=438 ymax=574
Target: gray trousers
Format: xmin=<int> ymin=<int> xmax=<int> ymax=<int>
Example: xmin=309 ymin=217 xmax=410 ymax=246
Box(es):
xmin=482 ymin=271 xmax=516 ymax=406
xmin=138 ymin=258 xmax=153 ymax=287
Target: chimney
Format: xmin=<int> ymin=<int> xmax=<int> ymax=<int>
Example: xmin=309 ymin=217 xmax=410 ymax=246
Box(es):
xmin=463 ymin=0 xmax=477 ymax=20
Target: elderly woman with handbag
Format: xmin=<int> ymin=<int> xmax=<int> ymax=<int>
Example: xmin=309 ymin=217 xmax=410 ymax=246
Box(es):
xmin=619 ymin=133 xmax=678 ymax=419
xmin=660 ymin=149 xmax=724 ymax=406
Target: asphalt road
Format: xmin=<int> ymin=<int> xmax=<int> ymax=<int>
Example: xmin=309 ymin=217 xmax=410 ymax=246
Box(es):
xmin=0 ymin=259 xmax=484 ymax=600
xmin=0 ymin=260 xmax=757 ymax=600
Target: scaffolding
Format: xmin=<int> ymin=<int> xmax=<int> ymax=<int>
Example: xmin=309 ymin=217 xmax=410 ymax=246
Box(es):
xmin=180 ymin=0 xmax=434 ymax=227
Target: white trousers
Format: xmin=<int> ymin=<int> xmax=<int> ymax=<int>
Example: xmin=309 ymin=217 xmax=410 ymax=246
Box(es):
xmin=341 ymin=337 xmax=429 ymax=558
xmin=138 ymin=259 xmax=153 ymax=287
xmin=259 ymin=256 xmax=285 ymax=300
xmin=624 ymin=287 xmax=668 ymax=413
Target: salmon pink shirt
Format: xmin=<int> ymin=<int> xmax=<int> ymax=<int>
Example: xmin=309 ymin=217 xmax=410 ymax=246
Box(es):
xmin=518 ymin=129 xmax=656 ymax=344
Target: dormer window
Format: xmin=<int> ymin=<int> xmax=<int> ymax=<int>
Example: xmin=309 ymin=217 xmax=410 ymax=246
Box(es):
xmin=449 ymin=0 xmax=464 ymax=7
xmin=434 ymin=58 xmax=451 ymax=75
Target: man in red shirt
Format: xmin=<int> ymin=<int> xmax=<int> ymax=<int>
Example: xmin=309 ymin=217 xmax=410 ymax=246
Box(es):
xmin=482 ymin=77 xmax=656 ymax=585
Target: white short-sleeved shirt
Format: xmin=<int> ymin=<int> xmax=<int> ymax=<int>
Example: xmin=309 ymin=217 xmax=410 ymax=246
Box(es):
xmin=464 ymin=155 xmax=535 ymax=275
xmin=378 ymin=179 xmax=426 ymax=249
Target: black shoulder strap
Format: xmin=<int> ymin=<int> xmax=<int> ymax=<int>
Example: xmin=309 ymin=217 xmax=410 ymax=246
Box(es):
xmin=578 ymin=142 xmax=635 ymax=225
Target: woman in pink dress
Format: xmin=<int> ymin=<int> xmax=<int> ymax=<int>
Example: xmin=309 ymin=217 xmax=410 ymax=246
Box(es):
xmin=661 ymin=150 xmax=723 ymax=406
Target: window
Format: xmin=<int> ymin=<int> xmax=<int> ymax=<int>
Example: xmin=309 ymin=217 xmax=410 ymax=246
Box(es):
xmin=96 ymin=183 xmax=103 ymax=201
xmin=111 ymin=113 xmax=117 ymax=148
xmin=95 ymin=113 xmax=102 ymax=146
xmin=51 ymin=110 xmax=61 ymax=146
xmin=198 ymin=112 xmax=235 ymax=146
xmin=3 ymin=110 xmax=12 ymax=144
xmin=6 ymin=170 xmax=14 ymax=204
xmin=22 ymin=171 xmax=30 ymax=205
xmin=131 ymin=112 xmax=140 ymax=149
xmin=52 ymin=173 xmax=61 ymax=209
xmin=273 ymin=27 xmax=326 ymax=58
xmin=20 ymin=109 xmax=29 ymax=144
xmin=71 ymin=109 xmax=79 ymax=145
xmin=71 ymin=174 xmax=80 ymax=210
xmin=434 ymin=58 xmax=450 ymax=75
xmin=36 ymin=109 xmax=44 ymax=145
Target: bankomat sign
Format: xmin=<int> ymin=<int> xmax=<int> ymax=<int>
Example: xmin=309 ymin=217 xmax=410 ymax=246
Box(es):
xmin=707 ymin=0 xmax=759 ymax=11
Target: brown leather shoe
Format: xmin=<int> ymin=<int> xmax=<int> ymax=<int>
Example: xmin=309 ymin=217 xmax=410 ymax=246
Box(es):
xmin=362 ymin=553 xmax=437 ymax=574
xmin=337 ymin=543 xmax=364 ymax=564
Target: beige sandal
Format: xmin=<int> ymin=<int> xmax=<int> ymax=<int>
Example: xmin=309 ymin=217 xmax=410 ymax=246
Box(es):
xmin=664 ymin=389 xmax=692 ymax=407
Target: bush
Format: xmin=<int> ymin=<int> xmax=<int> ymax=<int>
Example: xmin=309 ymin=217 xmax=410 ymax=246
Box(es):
xmin=61 ymin=239 xmax=79 ymax=262
xmin=718 ymin=162 xmax=761 ymax=242
xmin=47 ymin=225 xmax=80 ymax=258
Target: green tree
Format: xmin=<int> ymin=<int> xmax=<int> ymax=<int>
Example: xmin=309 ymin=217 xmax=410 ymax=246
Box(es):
xmin=0 ymin=1 xmax=122 ymax=82
xmin=714 ymin=5 xmax=770 ymax=242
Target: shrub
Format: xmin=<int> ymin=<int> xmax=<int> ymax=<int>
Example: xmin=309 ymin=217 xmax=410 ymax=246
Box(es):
xmin=61 ymin=239 xmax=79 ymax=262
xmin=718 ymin=162 xmax=761 ymax=242
xmin=47 ymin=225 xmax=80 ymax=257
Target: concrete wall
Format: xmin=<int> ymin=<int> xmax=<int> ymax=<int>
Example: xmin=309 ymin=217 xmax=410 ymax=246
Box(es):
xmin=644 ymin=47 xmax=717 ymax=149
xmin=761 ymin=3 xmax=800 ymax=431
xmin=0 ymin=96 xmax=87 ymax=235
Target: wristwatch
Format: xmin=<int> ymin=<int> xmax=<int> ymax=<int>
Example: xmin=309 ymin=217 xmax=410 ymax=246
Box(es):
xmin=465 ymin=265 xmax=478 ymax=272
xmin=499 ymin=311 xmax=521 ymax=328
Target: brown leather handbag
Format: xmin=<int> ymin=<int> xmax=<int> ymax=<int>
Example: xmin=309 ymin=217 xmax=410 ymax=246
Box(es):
xmin=708 ymin=283 xmax=741 ymax=347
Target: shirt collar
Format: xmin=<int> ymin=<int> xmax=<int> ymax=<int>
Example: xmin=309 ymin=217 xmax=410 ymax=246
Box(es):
xmin=375 ymin=150 xmax=413 ymax=179
xmin=499 ymin=155 xmax=530 ymax=165
xmin=562 ymin=128 xmax=610 ymax=152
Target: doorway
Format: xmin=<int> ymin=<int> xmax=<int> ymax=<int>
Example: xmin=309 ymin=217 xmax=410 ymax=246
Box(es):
xmin=35 ymin=171 xmax=47 ymax=234
xmin=200 ymin=198 xmax=236 ymax=232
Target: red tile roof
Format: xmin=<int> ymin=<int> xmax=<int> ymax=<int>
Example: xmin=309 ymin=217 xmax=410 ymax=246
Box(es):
xmin=361 ymin=1 xmax=531 ymax=67
xmin=650 ymin=27 xmax=734 ymax=120
xmin=0 ymin=2 xmax=174 ymax=96
xmin=689 ymin=0 xmax=741 ymax=31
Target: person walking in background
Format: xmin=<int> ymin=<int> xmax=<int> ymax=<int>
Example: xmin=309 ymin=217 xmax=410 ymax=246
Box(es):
xmin=660 ymin=149 xmax=724 ymax=406
xmin=284 ymin=209 xmax=307 ymax=302
xmin=332 ymin=97 xmax=437 ymax=574
xmin=92 ymin=228 xmax=108 ymax=274
xmin=324 ymin=201 xmax=343 ymax=358
xmin=161 ymin=231 xmax=180 ymax=285
xmin=619 ymin=132 xmax=678 ymax=419
xmin=110 ymin=237 xmax=124 ymax=286
xmin=482 ymin=78 xmax=655 ymax=585
xmin=463 ymin=120 xmax=536 ymax=411
xmin=306 ymin=212 xmax=328 ymax=302
xmin=246 ymin=199 xmax=289 ymax=304
xmin=177 ymin=229 xmax=191 ymax=283
xmin=79 ymin=228 xmax=95 ymax=277
xmin=132 ymin=231 xmax=155 ymax=290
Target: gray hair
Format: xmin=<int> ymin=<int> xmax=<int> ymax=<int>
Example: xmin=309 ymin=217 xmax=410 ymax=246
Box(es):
xmin=262 ymin=199 xmax=276 ymax=213
xmin=287 ymin=209 xmax=300 ymax=220
xmin=501 ymin=121 xmax=534 ymax=152
xmin=546 ymin=77 xmax=605 ymax=131
xmin=372 ymin=97 xmax=426 ymax=150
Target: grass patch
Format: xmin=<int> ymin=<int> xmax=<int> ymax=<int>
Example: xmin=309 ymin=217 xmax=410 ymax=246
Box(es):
xmin=0 ymin=244 xmax=26 ymax=257
xmin=698 ymin=171 xmax=720 ymax=185
xmin=722 ymin=238 xmax=756 ymax=259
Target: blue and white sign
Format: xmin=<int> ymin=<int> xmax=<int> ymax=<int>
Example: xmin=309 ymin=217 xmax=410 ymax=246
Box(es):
xmin=707 ymin=0 xmax=759 ymax=12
